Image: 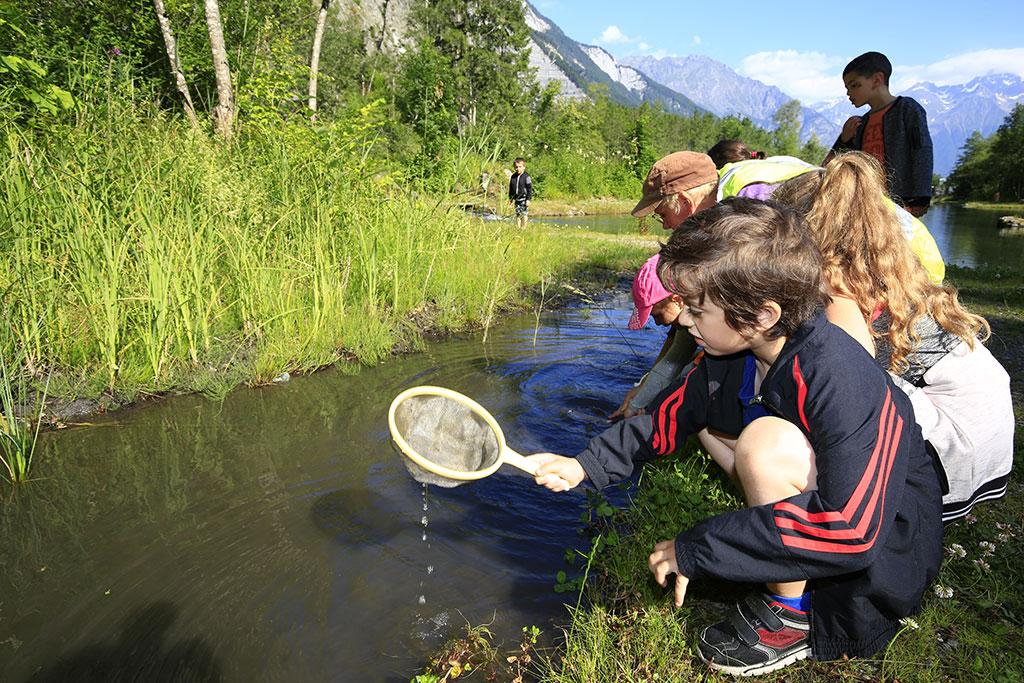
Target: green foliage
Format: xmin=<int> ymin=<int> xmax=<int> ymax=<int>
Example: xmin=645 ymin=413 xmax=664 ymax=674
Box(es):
xmin=628 ymin=103 xmax=657 ymax=180
xmin=410 ymin=0 xmax=534 ymax=130
xmin=948 ymin=131 xmax=998 ymax=199
xmin=411 ymin=622 xmax=543 ymax=682
xmin=771 ymin=99 xmax=802 ymax=157
xmin=396 ymin=40 xmax=458 ymax=178
xmin=0 ymin=308 xmax=49 ymax=483
xmin=948 ymin=105 xmax=1024 ymax=201
xmin=987 ymin=104 xmax=1024 ymax=201
xmin=0 ymin=11 xmax=75 ymax=123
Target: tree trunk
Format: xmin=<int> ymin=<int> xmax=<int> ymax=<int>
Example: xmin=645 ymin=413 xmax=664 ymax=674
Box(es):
xmin=204 ymin=0 xmax=234 ymax=137
xmin=153 ymin=0 xmax=199 ymax=126
xmin=374 ymin=0 xmax=391 ymax=53
xmin=307 ymin=0 xmax=330 ymax=120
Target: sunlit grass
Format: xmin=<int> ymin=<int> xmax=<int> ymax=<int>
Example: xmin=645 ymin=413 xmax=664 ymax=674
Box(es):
xmin=0 ymin=325 xmax=49 ymax=483
xmin=0 ymin=109 xmax=652 ymax=437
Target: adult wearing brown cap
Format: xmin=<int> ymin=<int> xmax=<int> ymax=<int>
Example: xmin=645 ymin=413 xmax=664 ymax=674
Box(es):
xmin=612 ymin=151 xmax=718 ymax=420
xmin=630 ymin=151 xmax=719 ymax=230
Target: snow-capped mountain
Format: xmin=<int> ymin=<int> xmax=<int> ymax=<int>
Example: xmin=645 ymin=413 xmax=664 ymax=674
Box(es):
xmin=620 ymin=54 xmax=839 ymax=145
xmin=522 ymin=3 xmax=1020 ymax=175
xmin=524 ymin=3 xmax=704 ymax=115
xmin=809 ymin=74 xmax=1024 ymax=175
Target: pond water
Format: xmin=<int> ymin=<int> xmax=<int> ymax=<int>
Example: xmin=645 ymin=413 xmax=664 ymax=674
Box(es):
xmin=0 ymin=289 xmax=665 ymax=682
xmin=538 ymin=203 xmax=1024 ymax=270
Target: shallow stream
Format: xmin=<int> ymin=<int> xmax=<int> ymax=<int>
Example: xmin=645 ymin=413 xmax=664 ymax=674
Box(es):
xmin=0 ymin=289 xmax=660 ymax=681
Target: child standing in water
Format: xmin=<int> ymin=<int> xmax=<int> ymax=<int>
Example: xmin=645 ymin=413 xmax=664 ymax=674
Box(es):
xmin=508 ymin=157 xmax=533 ymax=229
xmin=826 ymin=51 xmax=934 ymax=217
xmin=529 ymin=198 xmax=943 ymax=676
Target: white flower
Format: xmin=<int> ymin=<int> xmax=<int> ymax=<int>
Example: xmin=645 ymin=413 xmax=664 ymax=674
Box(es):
xmin=946 ymin=543 xmax=966 ymax=559
xmin=973 ymin=558 xmax=991 ymax=572
xmin=933 ymin=584 xmax=954 ymax=599
xmin=899 ymin=617 xmax=920 ymax=630
xmin=979 ymin=541 xmax=996 ymax=557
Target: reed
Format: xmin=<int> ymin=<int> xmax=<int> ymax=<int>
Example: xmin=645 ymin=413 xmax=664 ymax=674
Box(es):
xmin=0 ymin=109 xmax=650 ymax=412
xmin=0 ymin=319 xmax=49 ymax=483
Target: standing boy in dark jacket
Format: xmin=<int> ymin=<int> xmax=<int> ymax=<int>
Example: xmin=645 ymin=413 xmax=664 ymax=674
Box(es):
xmin=528 ymin=198 xmax=943 ymax=676
xmin=508 ymin=157 xmax=533 ymax=229
xmin=826 ymin=51 xmax=934 ymax=216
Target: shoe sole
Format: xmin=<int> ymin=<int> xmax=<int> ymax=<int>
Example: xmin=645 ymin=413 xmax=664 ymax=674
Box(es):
xmin=705 ymin=645 xmax=811 ymax=677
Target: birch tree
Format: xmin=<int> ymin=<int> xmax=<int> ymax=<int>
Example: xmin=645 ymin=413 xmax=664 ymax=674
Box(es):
xmin=307 ymin=0 xmax=330 ymax=119
xmin=204 ymin=0 xmax=234 ymax=137
xmin=153 ymin=0 xmax=199 ymax=126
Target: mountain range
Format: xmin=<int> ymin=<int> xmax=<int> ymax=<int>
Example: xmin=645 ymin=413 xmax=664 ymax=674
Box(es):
xmin=809 ymin=74 xmax=1024 ymax=174
xmin=524 ymin=2 xmax=1023 ymax=176
xmin=524 ymin=4 xmax=704 ymax=115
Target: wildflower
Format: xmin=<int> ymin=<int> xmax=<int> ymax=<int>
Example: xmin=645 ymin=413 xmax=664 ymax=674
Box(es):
xmin=965 ymin=513 xmax=977 ymax=525
xmin=979 ymin=541 xmax=996 ymax=557
xmin=933 ymin=584 xmax=954 ymax=599
xmin=899 ymin=617 xmax=920 ymax=630
xmin=973 ymin=558 xmax=991 ymax=572
xmin=946 ymin=543 xmax=966 ymax=559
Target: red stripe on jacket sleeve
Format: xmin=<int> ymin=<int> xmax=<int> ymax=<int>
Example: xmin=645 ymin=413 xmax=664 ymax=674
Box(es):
xmin=779 ymin=414 xmax=901 ymax=553
xmin=772 ymin=389 xmax=904 ymax=554
xmin=652 ymin=364 xmax=699 ymax=455
xmin=792 ymin=355 xmax=810 ymax=432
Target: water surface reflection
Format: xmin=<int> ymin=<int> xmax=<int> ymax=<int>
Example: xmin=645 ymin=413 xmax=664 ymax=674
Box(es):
xmin=1 ymin=290 xmax=665 ymax=681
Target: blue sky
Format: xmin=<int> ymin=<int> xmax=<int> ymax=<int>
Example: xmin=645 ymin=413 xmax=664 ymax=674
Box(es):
xmin=531 ymin=0 xmax=1024 ymax=103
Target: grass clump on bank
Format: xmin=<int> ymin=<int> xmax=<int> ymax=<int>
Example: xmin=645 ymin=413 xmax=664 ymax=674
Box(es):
xmin=961 ymin=201 xmax=1024 ymax=213
xmin=0 ymin=102 xmax=653 ymax=455
xmin=523 ymin=265 xmax=1023 ymax=683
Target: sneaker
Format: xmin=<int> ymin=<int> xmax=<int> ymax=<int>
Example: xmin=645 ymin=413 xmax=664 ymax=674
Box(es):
xmin=697 ymin=593 xmax=811 ymax=676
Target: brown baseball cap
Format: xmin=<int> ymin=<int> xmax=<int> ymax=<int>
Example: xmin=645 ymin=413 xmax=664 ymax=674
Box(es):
xmin=630 ymin=151 xmax=718 ymax=218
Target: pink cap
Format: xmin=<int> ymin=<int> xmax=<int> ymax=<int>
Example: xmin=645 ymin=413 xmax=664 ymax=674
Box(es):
xmin=629 ymin=254 xmax=673 ymax=330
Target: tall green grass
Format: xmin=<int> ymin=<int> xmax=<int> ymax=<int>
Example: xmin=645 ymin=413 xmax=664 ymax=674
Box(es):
xmin=0 ymin=316 xmax=49 ymax=483
xmin=0 ymin=100 xmax=651 ymax=425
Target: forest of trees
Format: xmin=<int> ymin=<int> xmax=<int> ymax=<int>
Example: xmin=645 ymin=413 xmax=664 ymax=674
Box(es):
xmin=0 ymin=0 xmax=826 ymax=198
xmin=946 ymin=104 xmax=1024 ymax=202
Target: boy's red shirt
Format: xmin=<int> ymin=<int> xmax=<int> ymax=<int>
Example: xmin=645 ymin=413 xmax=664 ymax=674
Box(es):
xmin=861 ymin=101 xmax=895 ymax=168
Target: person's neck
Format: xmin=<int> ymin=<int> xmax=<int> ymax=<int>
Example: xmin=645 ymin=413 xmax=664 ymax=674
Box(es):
xmin=867 ymin=93 xmax=897 ymax=114
xmin=752 ymin=336 xmax=787 ymax=374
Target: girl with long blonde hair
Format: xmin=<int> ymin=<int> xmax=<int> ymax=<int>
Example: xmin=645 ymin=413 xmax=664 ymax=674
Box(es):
xmin=774 ymin=152 xmax=1013 ymax=522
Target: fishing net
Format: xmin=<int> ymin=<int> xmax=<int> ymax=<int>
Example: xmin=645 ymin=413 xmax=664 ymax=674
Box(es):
xmin=390 ymin=392 xmax=502 ymax=488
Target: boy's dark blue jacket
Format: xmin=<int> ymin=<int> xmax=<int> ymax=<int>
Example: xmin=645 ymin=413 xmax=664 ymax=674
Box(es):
xmin=830 ymin=96 xmax=934 ymax=209
xmin=508 ymin=171 xmax=533 ymax=203
xmin=576 ymin=312 xmax=943 ymax=660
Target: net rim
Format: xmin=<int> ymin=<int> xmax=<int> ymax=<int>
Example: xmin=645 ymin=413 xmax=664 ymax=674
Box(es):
xmin=387 ymin=385 xmax=507 ymax=481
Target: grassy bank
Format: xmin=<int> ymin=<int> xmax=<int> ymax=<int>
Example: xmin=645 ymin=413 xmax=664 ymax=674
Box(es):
xmin=0 ymin=110 xmax=655 ymax=482
xmin=962 ymin=201 xmax=1024 ymax=213
xmin=414 ymin=265 xmax=1023 ymax=682
xmin=529 ymin=197 xmax=636 ymax=217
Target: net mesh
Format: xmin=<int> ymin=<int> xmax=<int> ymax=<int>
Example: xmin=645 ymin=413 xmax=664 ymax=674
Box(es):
xmin=391 ymin=394 xmax=501 ymax=487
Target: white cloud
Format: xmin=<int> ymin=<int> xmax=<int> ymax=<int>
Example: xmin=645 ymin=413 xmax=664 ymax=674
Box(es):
xmin=637 ymin=41 xmax=650 ymax=51
xmin=692 ymin=35 xmax=702 ymax=46
xmin=647 ymin=49 xmax=679 ymax=60
xmin=597 ymin=25 xmax=631 ymax=44
xmin=738 ymin=50 xmax=842 ymax=103
xmin=739 ymin=48 xmax=1024 ymax=104
xmin=890 ymin=48 xmax=1024 ymax=91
